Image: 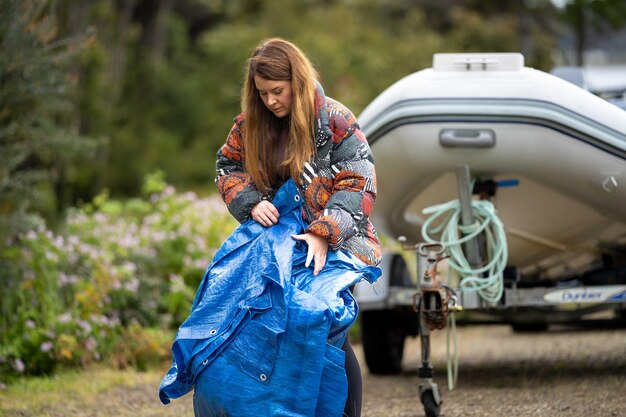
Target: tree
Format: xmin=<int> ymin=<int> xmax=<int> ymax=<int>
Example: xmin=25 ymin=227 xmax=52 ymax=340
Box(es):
xmin=0 ymin=0 xmax=96 ymax=243
xmin=4 ymin=0 xmax=565 ymax=204
xmin=562 ymin=0 xmax=626 ymax=65
xmin=416 ymin=0 xmax=557 ymax=70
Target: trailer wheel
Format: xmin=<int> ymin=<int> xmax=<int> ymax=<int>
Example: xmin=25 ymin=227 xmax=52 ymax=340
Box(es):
xmin=361 ymin=310 xmax=405 ymax=374
xmin=421 ymin=389 xmax=440 ymax=417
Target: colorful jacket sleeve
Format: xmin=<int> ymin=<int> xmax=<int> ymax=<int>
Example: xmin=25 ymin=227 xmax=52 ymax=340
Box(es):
xmin=215 ymin=115 xmax=263 ymax=223
xmin=306 ymin=104 xmax=377 ymax=250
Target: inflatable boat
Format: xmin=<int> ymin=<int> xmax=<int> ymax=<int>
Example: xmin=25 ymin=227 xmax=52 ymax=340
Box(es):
xmin=361 ymin=53 xmax=625 ymax=280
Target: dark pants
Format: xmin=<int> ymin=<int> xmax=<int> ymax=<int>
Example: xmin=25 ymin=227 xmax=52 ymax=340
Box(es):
xmin=342 ymin=336 xmax=362 ymax=417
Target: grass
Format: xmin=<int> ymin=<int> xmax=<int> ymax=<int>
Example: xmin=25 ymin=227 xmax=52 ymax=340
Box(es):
xmin=0 ymin=366 xmax=193 ymax=417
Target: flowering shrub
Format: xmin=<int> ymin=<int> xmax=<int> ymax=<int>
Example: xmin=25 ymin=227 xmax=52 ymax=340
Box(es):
xmin=0 ymin=172 xmax=237 ymax=379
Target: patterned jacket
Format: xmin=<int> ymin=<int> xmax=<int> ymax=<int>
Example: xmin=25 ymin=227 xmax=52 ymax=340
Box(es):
xmin=216 ymin=83 xmax=381 ymax=266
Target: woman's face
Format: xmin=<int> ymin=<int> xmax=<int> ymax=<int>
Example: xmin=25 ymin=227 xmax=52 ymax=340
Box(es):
xmin=254 ymin=75 xmax=293 ymax=118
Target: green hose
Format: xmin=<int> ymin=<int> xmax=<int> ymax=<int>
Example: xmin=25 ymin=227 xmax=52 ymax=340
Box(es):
xmin=446 ymin=313 xmax=458 ymax=391
xmin=421 ymin=199 xmax=507 ymax=305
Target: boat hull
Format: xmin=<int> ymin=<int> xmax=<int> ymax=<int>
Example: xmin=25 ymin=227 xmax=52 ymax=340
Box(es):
xmin=359 ymin=55 xmax=626 ymax=281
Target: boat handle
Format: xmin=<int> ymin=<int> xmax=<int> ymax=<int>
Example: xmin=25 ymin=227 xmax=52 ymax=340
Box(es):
xmin=439 ymin=129 xmax=496 ymax=148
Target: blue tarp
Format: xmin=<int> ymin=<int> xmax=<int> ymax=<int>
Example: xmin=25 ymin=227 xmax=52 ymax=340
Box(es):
xmin=159 ymin=179 xmax=381 ymax=416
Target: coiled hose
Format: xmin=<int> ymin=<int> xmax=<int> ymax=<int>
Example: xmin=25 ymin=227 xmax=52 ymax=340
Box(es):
xmin=421 ymin=199 xmax=507 ymax=304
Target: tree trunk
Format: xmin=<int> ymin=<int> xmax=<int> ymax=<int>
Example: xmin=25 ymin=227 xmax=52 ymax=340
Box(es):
xmin=136 ymin=0 xmax=175 ymax=63
xmin=106 ymin=0 xmax=136 ymax=104
xmin=573 ymin=0 xmax=586 ymax=66
xmin=517 ymin=4 xmax=532 ymax=62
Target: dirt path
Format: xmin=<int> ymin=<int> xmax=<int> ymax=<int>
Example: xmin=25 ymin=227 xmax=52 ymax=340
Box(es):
xmin=2 ymin=325 xmax=625 ymax=417
xmin=360 ymin=325 xmax=626 ymax=417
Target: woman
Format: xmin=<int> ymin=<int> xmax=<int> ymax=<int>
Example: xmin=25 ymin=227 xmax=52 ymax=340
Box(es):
xmin=217 ymin=38 xmax=380 ymax=270
xmin=160 ymin=38 xmax=381 ymax=417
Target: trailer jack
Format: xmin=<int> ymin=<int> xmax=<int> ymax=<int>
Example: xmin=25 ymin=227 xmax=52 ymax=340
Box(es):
xmin=412 ymin=243 xmax=461 ymax=417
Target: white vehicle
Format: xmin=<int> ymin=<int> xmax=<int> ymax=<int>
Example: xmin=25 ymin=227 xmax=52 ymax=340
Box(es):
xmin=353 ymin=53 xmax=626 ymax=417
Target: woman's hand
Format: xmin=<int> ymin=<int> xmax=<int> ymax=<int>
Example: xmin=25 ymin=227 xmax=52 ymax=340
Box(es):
xmin=251 ymin=200 xmax=280 ymax=227
xmin=291 ymin=233 xmax=328 ymax=275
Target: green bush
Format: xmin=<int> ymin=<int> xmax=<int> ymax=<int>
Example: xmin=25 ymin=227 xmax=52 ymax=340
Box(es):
xmin=0 ymin=172 xmax=236 ymax=380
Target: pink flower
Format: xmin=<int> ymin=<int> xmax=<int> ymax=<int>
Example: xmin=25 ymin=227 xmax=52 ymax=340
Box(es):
xmin=58 ymin=312 xmax=72 ymax=323
xmin=40 ymin=342 xmax=54 ymax=353
xmin=85 ymin=337 xmax=97 ymax=351
xmin=124 ymin=278 xmax=140 ymax=293
xmin=14 ymin=359 xmax=25 ymax=373
xmin=59 ymin=272 xmax=69 ymax=286
xmin=77 ymin=320 xmax=92 ymax=334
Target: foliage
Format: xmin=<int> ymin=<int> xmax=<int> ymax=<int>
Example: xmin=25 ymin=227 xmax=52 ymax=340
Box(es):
xmin=4 ymin=0 xmax=621 ymax=217
xmin=0 ymin=172 xmax=237 ymax=380
xmin=109 ymin=322 xmax=173 ymax=371
xmin=0 ymin=0 xmax=97 ymax=243
xmin=44 ymin=0 xmax=567 ymax=204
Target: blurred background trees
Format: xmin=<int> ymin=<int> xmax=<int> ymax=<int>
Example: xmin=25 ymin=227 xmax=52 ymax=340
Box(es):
xmin=2 ymin=0 xmax=563 ymax=224
xmin=560 ymin=0 xmax=626 ymax=65
xmin=0 ymin=0 xmax=97 ymax=239
xmin=3 ymin=0 xmax=625 ymax=229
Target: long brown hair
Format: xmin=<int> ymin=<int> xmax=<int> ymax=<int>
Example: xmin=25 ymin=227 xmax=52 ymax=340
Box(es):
xmin=242 ymin=38 xmax=318 ymax=193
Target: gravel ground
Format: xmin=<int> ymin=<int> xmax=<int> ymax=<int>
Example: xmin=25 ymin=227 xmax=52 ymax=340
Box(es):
xmin=360 ymin=324 xmax=626 ymax=417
